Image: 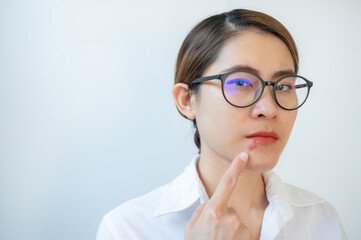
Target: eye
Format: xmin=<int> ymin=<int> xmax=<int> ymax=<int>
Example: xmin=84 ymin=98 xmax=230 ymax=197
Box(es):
xmin=226 ymin=78 xmax=253 ymax=88
xmin=276 ymin=84 xmax=293 ymax=92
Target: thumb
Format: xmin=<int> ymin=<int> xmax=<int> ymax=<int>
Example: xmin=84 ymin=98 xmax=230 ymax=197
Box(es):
xmin=185 ymin=203 xmax=206 ymax=234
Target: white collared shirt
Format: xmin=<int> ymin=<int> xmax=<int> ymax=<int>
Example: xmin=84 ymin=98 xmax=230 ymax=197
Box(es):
xmin=96 ymin=155 xmax=347 ymax=240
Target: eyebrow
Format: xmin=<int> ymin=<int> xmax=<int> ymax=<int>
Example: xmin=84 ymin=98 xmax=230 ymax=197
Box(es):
xmin=220 ymin=64 xmax=296 ymax=79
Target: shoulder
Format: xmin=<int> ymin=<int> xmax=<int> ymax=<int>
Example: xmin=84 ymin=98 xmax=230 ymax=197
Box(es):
xmin=263 ymin=171 xmax=347 ymax=239
xmin=283 ymin=182 xmax=326 ymax=206
xmin=283 ymin=182 xmax=340 ymax=220
xmin=282 ymin=183 xmax=347 ymax=239
xmin=96 ymin=156 xmax=201 ymax=240
xmin=109 ymin=182 xmax=171 ymax=219
xmin=96 ymin=182 xmax=172 ymax=240
xmin=264 ymin=170 xmax=339 ymax=211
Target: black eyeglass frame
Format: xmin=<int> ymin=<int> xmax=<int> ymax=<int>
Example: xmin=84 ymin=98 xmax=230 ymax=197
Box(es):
xmin=189 ymin=70 xmax=313 ymax=111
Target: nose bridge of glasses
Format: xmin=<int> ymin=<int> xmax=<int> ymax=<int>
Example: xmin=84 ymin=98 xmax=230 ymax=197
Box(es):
xmin=261 ymin=81 xmax=276 ymax=96
xmin=258 ymin=81 xmax=276 ymax=103
xmin=264 ymin=81 xmax=276 ymax=87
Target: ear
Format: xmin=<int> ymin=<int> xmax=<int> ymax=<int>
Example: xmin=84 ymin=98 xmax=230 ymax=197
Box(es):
xmin=172 ymin=83 xmax=196 ymax=120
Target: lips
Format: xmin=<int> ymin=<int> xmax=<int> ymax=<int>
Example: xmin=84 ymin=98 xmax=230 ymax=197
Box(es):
xmin=246 ymin=131 xmax=279 ymax=145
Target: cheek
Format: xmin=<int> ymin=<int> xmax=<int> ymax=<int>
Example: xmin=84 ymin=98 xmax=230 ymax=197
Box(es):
xmin=195 ymin=87 xmax=249 ymax=148
xmin=196 ymin=94 xmax=229 ymax=136
xmin=279 ymin=111 xmax=297 ymax=143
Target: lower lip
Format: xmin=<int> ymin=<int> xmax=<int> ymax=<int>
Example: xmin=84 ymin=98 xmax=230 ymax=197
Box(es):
xmin=247 ymin=137 xmax=278 ymax=150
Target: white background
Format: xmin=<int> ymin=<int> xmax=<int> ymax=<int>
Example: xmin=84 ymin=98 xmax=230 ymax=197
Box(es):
xmin=1 ymin=0 xmax=360 ymax=239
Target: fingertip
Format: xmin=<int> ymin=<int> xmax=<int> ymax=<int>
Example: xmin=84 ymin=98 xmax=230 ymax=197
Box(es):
xmin=239 ymin=152 xmax=249 ymax=163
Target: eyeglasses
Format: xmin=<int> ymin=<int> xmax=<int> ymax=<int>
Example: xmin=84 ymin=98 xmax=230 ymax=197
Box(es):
xmin=189 ymin=70 xmax=313 ymax=111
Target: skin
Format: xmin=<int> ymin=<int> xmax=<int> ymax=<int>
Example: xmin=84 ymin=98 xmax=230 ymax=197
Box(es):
xmin=172 ymin=28 xmax=298 ymax=239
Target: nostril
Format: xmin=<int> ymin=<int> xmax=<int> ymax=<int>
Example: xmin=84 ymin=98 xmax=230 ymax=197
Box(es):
xmin=258 ymin=114 xmax=265 ymax=118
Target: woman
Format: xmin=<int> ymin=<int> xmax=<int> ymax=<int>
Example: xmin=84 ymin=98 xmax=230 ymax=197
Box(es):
xmin=96 ymin=9 xmax=346 ymax=239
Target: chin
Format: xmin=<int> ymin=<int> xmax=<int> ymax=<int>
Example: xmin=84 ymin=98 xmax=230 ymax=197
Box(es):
xmin=245 ymin=152 xmax=280 ymax=172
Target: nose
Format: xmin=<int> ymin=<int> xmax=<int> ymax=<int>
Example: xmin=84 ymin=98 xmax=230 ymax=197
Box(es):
xmin=250 ymin=86 xmax=277 ymax=119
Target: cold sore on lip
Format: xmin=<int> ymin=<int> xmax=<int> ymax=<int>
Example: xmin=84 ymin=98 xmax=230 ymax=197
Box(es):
xmin=247 ymin=136 xmax=278 ymax=150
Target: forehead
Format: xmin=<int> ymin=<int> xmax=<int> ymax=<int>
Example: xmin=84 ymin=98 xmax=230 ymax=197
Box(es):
xmin=204 ymin=29 xmax=294 ymax=77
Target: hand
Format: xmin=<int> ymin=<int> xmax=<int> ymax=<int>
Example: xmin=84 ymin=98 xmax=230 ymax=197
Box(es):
xmin=184 ymin=152 xmax=252 ymax=240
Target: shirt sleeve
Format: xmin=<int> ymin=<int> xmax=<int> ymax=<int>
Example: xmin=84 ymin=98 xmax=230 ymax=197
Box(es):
xmin=96 ymin=215 xmax=118 ymax=240
xmin=323 ymin=201 xmax=348 ymax=240
xmin=275 ymin=200 xmax=348 ymax=240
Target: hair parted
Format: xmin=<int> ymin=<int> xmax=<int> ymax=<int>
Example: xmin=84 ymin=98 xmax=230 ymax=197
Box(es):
xmin=174 ymin=9 xmax=299 ymax=154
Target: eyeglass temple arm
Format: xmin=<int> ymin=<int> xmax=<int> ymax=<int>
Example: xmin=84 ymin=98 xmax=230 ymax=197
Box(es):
xmin=295 ymin=83 xmax=308 ymax=89
xmin=295 ymin=80 xmax=313 ymax=89
xmin=190 ymin=74 xmax=221 ymax=84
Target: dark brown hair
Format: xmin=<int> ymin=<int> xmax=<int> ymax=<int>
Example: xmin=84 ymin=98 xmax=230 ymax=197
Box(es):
xmin=174 ymin=9 xmax=299 ymax=153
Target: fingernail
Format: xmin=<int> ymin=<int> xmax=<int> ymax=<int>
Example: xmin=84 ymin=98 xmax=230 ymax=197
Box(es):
xmin=240 ymin=152 xmax=248 ymax=163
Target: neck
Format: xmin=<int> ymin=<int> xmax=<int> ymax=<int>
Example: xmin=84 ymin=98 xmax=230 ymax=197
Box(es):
xmin=197 ymin=150 xmax=268 ymax=211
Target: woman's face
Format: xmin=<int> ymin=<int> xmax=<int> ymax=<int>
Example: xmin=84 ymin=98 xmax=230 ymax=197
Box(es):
xmin=193 ymin=28 xmax=297 ymax=172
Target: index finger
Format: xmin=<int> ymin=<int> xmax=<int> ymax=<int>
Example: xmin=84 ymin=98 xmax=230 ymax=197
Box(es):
xmin=209 ymin=152 xmax=249 ymax=208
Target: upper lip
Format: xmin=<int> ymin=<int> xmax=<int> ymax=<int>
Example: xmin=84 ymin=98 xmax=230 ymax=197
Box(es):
xmin=246 ymin=131 xmax=280 ymax=139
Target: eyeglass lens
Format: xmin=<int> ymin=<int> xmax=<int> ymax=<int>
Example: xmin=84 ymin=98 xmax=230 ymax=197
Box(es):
xmin=223 ymin=72 xmax=309 ymax=109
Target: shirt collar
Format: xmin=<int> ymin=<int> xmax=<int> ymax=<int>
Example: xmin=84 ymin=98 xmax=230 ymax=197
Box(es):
xmin=153 ymin=154 xmax=323 ymax=219
xmin=153 ymin=154 xmax=206 ymax=217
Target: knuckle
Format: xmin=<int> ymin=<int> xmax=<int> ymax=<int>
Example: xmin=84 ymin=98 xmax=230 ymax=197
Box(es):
xmin=238 ymin=223 xmax=253 ymax=239
xmin=226 ymin=207 xmax=237 ymax=214
xmin=230 ymin=214 xmax=241 ymax=224
xmin=227 ymin=213 xmax=241 ymax=229
xmin=223 ymin=175 xmax=236 ymax=187
xmin=205 ymin=207 xmax=223 ymax=222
